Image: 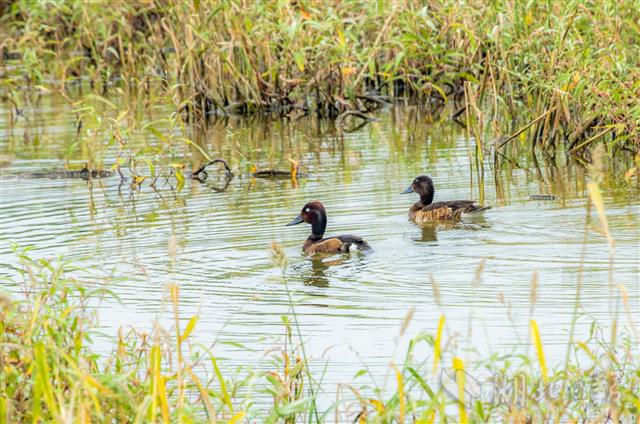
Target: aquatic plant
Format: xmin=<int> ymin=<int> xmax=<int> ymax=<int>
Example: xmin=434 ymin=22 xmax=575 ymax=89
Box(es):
xmin=2 ymin=239 xmax=638 ymax=422
xmin=2 ymin=0 xmax=638 ymax=158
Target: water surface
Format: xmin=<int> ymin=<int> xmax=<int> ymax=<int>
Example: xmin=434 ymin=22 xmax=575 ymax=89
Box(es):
xmin=1 ymin=97 xmax=638 ymax=403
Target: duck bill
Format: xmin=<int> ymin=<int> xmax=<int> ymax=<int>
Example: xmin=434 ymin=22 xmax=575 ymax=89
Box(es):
xmin=400 ymin=185 xmax=414 ymax=194
xmin=286 ymin=214 xmax=304 ymax=226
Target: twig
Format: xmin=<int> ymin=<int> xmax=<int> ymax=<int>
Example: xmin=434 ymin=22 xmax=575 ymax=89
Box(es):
xmin=190 ymin=158 xmax=233 ymax=181
xmin=569 ymin=127 xmax=613 ymax=154
xmin=335 ymin=110 xmax=377 ymax=132
xmin=498 ymin=109 xmax=555 ymax=149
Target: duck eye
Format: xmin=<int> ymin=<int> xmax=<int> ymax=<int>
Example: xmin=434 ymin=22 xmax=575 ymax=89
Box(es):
xmin=305 ymin=208 xmax=310 ymax=212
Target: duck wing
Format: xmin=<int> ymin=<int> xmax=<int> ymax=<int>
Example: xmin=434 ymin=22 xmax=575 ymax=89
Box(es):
xmin=305 ymin=236 xmax=371 ymax=255
xmin=414 ymin=201 xmax=489 ymax=222
xmin=439 ymin=200 xmax=491 ymax=215
xmin=305 ymin=237 xmax=345 ymax=255
xmin=337 ymin=235 xmax=372 ymax=252
xmin=415 ymin=202 xmax=460 ymax=221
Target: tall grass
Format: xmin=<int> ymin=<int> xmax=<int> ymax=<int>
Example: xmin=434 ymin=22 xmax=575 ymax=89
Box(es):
xmin=2 ymin=0 xmax=638 ymax=157
xmin=2 ymin=236 xmax=639 ymax=422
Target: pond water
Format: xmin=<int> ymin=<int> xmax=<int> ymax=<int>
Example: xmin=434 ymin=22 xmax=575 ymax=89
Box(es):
xmin=1 ymin=96 xmax=639 ymax=404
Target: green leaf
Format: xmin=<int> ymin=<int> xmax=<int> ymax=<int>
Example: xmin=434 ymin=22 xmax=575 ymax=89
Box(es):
xmin=146 ymin=126 xmax=167 ymax=143
xmin=211 ymin=356 xmax=233 ymax=412
xmin=275 ymin=397 xmax=313 ymax=417
xmin=406 ymin=367 xmax=435 ymax=399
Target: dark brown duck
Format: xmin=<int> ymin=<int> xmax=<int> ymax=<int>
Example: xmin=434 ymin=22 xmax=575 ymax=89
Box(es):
xmin=401 ymin=175 xmax=490 ymax=224
xmin=286 ymin=201 xmax=371 ymax=255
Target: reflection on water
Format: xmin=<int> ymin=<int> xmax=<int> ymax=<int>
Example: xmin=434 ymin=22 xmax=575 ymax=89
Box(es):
xmin=1 ymin=97 xmax=639 ymax=403
xmin=413 ymin=225 xmax=439 ymax=243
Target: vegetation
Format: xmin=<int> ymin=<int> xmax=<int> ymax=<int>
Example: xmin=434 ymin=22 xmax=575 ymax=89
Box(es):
xmin=2 ymin=0 xmax=639 ymax=162
xmin=2 ymin=223 xmax=639 ymax=422
xmin=1 ymin=1 xmax=639 ymax=422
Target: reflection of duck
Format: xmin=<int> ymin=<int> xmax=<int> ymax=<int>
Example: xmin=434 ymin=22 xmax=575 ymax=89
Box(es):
xmin=303 ymin=256 xmax=354 ymax=287
xmin=401 ymin=175 xmax=490 ymax=224
xmin=414 ymin=225 xmax=438 ymax=243
xmin=304 ymin=259 xmax=330 ymax=287
xmin=286 ymin=201 xmax=371 ymax=255
xmin=251 ymin=158 xmax=306 ymax=179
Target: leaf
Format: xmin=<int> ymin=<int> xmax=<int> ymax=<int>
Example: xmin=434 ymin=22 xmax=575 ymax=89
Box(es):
xmin=432 ymin=315 xmax=445 ymax=374
xmin=293 ymin=51 xmax=305 ymax=72
xmin=34 ymin=343 xmax=58 ymax=417
xmin=175 ymin=169 xmax=185 ymax=192
xmin=275 ymin=397 xmax=313 ymax=417
xmin=180 ymin=138 xmax=211 ymax=162
xmin=406 ymin=367 xmax=435 ymax=398
xmin=146 ymin=126 xmax=167 ymax=143
xmin=529 ymin=320 xmax=548 ymax=384
xmin=452 ymin=357 xmax=467 ymax=424
xmin=395 ymin=366 xmax=406 ymax=423
xmin=179 ymin=316 xmax=198 ymax=344
xmin=211 ymin=356 xmax=233 ymax=412
xmin=368 ymin=398 xmax=384 ymax=414
xmin=144 ymin=159 xmax=156 ymax=178
xmin=187 ymin=366 xmax=217 ymax=419
xmin=229 ymin=411 xmax=246 ymax=424
xmin=354 ymin=369 xmax=367 ymax=379
xmin=132 ymin=175 xmax=146 ymax=188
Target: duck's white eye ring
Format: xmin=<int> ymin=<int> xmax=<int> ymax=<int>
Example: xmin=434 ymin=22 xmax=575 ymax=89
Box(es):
xmin=305 ymin=208 xmax=310 ymax=212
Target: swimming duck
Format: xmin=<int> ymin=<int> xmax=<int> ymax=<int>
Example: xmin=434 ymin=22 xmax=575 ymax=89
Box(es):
xmin=286 ymin=201 xmax=371 ymax=255
xmin=401 ymin=175 xmax=490 ymax=223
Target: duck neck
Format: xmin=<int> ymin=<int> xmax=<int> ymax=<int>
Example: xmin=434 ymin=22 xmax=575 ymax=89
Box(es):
xmin=309 ymin=213 xmax=327 ymax=241
xmin=420 ymin=185 xmax=434 ymax=206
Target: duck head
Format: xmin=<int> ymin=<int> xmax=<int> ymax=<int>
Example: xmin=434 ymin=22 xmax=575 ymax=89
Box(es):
xmin=286 ymin=201 xmax=327 ymax=240
xmin=401 ymin=175 xmax=435 ymax=205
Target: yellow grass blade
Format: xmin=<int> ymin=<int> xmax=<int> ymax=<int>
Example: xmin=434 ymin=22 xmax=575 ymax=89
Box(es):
xmin=158 ymin=375 xmax=170 ymax=424
xmin=179 ymin=316 xmax=198 ymax=344
xmin=530 ymin=320 xmax=548 ymax=384
xmin=394 ymin=365 xmax=406 ymax=424
xmin=432 ymin=315 xmax=445 ymax=375
xmin=149 ymin=344 xmax=161 ymax=422
xmin=228 ymin=411 xmax=246 ymax=424
xmin=368 ymin=398 xmax=384 ymax=414
xmin=187 ymin=366 xmax=217 ymax=422
xmin=452 ymin=357 xmax=468 ymax=424
xmin=587 ymin=181 xmax=615 ymax=252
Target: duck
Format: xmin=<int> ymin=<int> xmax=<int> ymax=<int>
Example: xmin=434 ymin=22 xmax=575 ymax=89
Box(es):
xmin=401 ymin=175 xmax=490 ymax=223
xmin=286 ymin=201 xmax=371 ymax=255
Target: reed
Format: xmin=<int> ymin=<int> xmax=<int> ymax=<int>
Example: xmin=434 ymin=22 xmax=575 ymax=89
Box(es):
xmin=2 ymin=0 xmax=638 ymax=159
xmin=2 ymin=234 xmax=638 ymax=422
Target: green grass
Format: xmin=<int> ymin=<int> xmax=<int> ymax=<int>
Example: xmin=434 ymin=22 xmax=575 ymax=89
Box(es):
xmin=2 ymin=0 xmax=638 ymax=159
xmin=2 ymin=241 xmax=638 ymax=423
xmin=1 ymin=2 xmax=639 ymax=421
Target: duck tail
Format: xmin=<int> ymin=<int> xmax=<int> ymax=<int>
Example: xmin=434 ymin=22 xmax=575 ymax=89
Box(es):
xmin=338 ymin=236 xmax=373 ymax=253
xmin=464 ymin=205 xmax=491 ymax=216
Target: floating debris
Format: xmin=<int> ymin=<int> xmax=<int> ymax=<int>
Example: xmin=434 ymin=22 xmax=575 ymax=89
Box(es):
xmin=529 ymin=194 xmax=558 ymax=201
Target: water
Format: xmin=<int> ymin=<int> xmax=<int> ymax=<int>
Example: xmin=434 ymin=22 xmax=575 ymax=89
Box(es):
xmin=1 ymin=97 xmax=639 ymax=403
